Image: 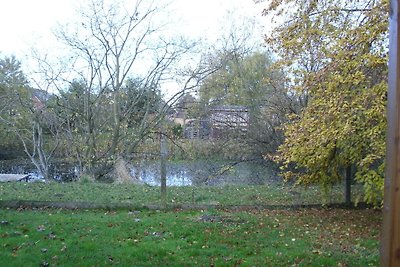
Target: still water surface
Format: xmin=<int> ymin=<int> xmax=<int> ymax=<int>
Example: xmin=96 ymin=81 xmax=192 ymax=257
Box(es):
xmin=0 ymin=159 xmax=277 ymax=186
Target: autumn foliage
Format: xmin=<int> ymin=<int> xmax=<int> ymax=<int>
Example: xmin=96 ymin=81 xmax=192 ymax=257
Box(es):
xmin=263 ymin=0 xmax=388 ymax=205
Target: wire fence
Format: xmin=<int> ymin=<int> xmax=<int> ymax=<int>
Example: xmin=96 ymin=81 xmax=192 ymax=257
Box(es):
xmin=0 ymin=153 xmax=363 ymax=209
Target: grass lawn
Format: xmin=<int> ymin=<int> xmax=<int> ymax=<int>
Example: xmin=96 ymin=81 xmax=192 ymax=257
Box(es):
xmin=0 ymin=182 xmax=364 ymax=207
xmin=0 ymin=207 xmax=380 ymax=266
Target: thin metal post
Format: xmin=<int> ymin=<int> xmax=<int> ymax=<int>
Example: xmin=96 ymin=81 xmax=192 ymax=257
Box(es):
xmin=381 ymin=0 xmax=400 ymax=265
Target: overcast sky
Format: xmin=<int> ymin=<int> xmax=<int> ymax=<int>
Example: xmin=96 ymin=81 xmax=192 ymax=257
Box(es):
xmin=0 ymin=0 xmax=266 ymax=58
xmin=0 ymin=0 xmax=267 ymax=96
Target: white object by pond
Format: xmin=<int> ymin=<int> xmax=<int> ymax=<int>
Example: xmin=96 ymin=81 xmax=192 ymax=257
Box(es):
xmin=0 ymin=174 xmax=31 ymax=182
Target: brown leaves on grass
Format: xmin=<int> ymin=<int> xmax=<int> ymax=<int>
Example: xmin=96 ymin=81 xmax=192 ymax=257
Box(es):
xmin=258 ymin=208 xmax=381 ymax=257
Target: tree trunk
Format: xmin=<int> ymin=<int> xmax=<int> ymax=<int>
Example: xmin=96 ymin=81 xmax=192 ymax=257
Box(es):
xmin=110 ymin=88 xmax=121 ymax=157
xmin=345 ymin=165 xmax=352 ymax=207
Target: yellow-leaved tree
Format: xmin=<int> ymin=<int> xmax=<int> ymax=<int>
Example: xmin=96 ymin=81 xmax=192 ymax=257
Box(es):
xmin=261 ymin=0 xmax=388 ymax=206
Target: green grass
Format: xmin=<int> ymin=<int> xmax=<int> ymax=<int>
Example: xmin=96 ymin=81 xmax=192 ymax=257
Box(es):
xmin=0 ymin=208 xmax=380 ymax=266
xmin=0 ymin=182 xmax=364 ymax=206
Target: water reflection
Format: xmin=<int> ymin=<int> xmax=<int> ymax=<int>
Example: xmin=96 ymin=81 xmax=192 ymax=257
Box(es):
xmin=0 ymin=159 xmax=277 ymax=186
xmin=131 ymin=165 xmax=192 ymax=186
xmin=130 ymin=160 xmax=275 ymax=186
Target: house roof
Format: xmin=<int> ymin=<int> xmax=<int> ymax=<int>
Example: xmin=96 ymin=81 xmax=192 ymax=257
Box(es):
xmin=210 ymin=105 xmax=248 ymax=112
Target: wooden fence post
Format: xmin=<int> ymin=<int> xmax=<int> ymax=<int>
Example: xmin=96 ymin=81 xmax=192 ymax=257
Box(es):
xmin=160 ymin=127 xmax=167 ymax=206
xmin=381 ymin=0 xmax=400 ymax=265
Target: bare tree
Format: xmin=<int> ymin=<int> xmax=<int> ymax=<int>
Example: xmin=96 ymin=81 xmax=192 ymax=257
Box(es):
xmin=36 ymin=0 xmax=207 ymax=179
xmin=0 ymin=56 xmax=62 ymax=181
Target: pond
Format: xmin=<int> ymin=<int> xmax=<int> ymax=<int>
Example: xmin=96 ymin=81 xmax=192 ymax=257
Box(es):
xmin=130 ymin=160 xmax=278 ymax=186
xmin=0 ymin=159 xmax=278 ymax=186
